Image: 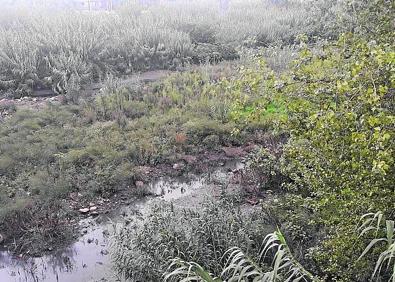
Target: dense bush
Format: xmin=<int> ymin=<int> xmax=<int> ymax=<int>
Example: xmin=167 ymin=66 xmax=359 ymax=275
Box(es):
xmin=225 ymin=17 xmax=394 ymax=282
xmin=279 ymin=33 xmax=394 ymax=280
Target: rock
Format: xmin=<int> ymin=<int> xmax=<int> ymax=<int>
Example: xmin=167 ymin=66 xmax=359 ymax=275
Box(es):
xmin=246 ymin=198 xmax=259 ymax=206
xmin=89 ymin=206 xmax=97 ymax=212
xmin=90 ymin=211 xmax=99 ymax=217
xmin=135 ymin=181 xmax=144 ymax=188
xmin=222 ymin=147 xmax=246 ymax=158
xmin=181 ymin=155 xmax=197 ymax=164
xmin=100 ymin=249 xmax=109 ymax=255
xmin=79 ymin=208 xmax=90 ymax=214
xmin=87 ymin=238 xmax=94 ymax=244
xmin=173 ymin=163 xmax=185 ymax=170
xmin=0 ymin=233 xmax=4 ymax=244
xmin=89 ymin=202 xmax=95 ymax=207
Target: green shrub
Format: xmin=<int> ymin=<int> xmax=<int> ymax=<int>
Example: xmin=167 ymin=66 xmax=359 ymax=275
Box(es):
xmin=218 ymin=6 xmax=394 ymax=279
xmin=275 ymin=33 xmax=394 ymax=280
xmin=245 ymin=147 xmax=288 ymax=192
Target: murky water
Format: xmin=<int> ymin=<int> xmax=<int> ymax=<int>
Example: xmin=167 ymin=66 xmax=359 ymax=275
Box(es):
xmin=0 ymin=161 xmax=243 ymax=282
xmin=0 ymin=217 xmax=115 ymax=282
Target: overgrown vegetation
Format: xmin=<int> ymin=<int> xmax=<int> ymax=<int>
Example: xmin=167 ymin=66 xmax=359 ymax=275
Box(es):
xmin=112 ymin=0 xmax=394 ymax=281
xmin=0 ymin=0 xmax=393 ymax=281
xmin=113 ymin=198 xmax=272 ymax=281
xmin=0 ymin=62 xmax=270 ymax=253
xmin=0 ymin=0 xmax=327 ymax=98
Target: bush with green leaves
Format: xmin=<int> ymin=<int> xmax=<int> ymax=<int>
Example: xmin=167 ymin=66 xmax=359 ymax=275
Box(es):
xmin=219 ymin=1 xmax=394 ymax=278
xmin=275 ymin=33 xmax=394 ymax=279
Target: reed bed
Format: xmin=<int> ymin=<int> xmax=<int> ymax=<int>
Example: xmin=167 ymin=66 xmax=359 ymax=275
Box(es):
xmin=0 ymin=0 xmax=313 ymax=97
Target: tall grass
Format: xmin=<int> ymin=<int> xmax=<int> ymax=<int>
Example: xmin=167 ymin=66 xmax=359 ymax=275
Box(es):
xmin=0 ymin=0 xmax=317 ymax=97
xmin=164 ymin=213 xmax=395 ymax=282
xmin=358 ymin=212 xmax=395 ymax=282
xmin=112 ymin=199 xmax=272 ymax=281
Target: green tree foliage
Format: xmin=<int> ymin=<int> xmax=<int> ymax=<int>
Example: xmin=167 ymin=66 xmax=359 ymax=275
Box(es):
xmin=279 ymin=33 xmax=394 ymax=279
xmin=226 ymin=2 xmax=394 ymax=279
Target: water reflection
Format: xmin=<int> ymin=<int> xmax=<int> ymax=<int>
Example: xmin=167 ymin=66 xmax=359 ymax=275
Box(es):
xmin=0 ymin=221 xmax=113 ymax=282
xmin=0 ymin=160 xmax=243 ymax=282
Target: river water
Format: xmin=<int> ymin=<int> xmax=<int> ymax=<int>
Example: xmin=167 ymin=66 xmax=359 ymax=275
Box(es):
xmin=0 ymin=161 xmax=243 ymax=282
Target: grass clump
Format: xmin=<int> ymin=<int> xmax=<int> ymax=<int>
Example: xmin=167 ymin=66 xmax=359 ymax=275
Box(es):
xmin=112 ymin=198 xmax=272 ymax=281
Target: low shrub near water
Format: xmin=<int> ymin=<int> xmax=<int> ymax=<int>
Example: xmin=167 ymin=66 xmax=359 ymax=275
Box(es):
xmin=0 ymin=200 xmax=74 ymax=255
xmin=112 ymin=198 xmax=272 ymax=281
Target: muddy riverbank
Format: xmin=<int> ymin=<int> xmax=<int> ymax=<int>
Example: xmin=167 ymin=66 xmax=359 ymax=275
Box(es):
xmin=0 ymin=159 xmax=257 ymax=282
